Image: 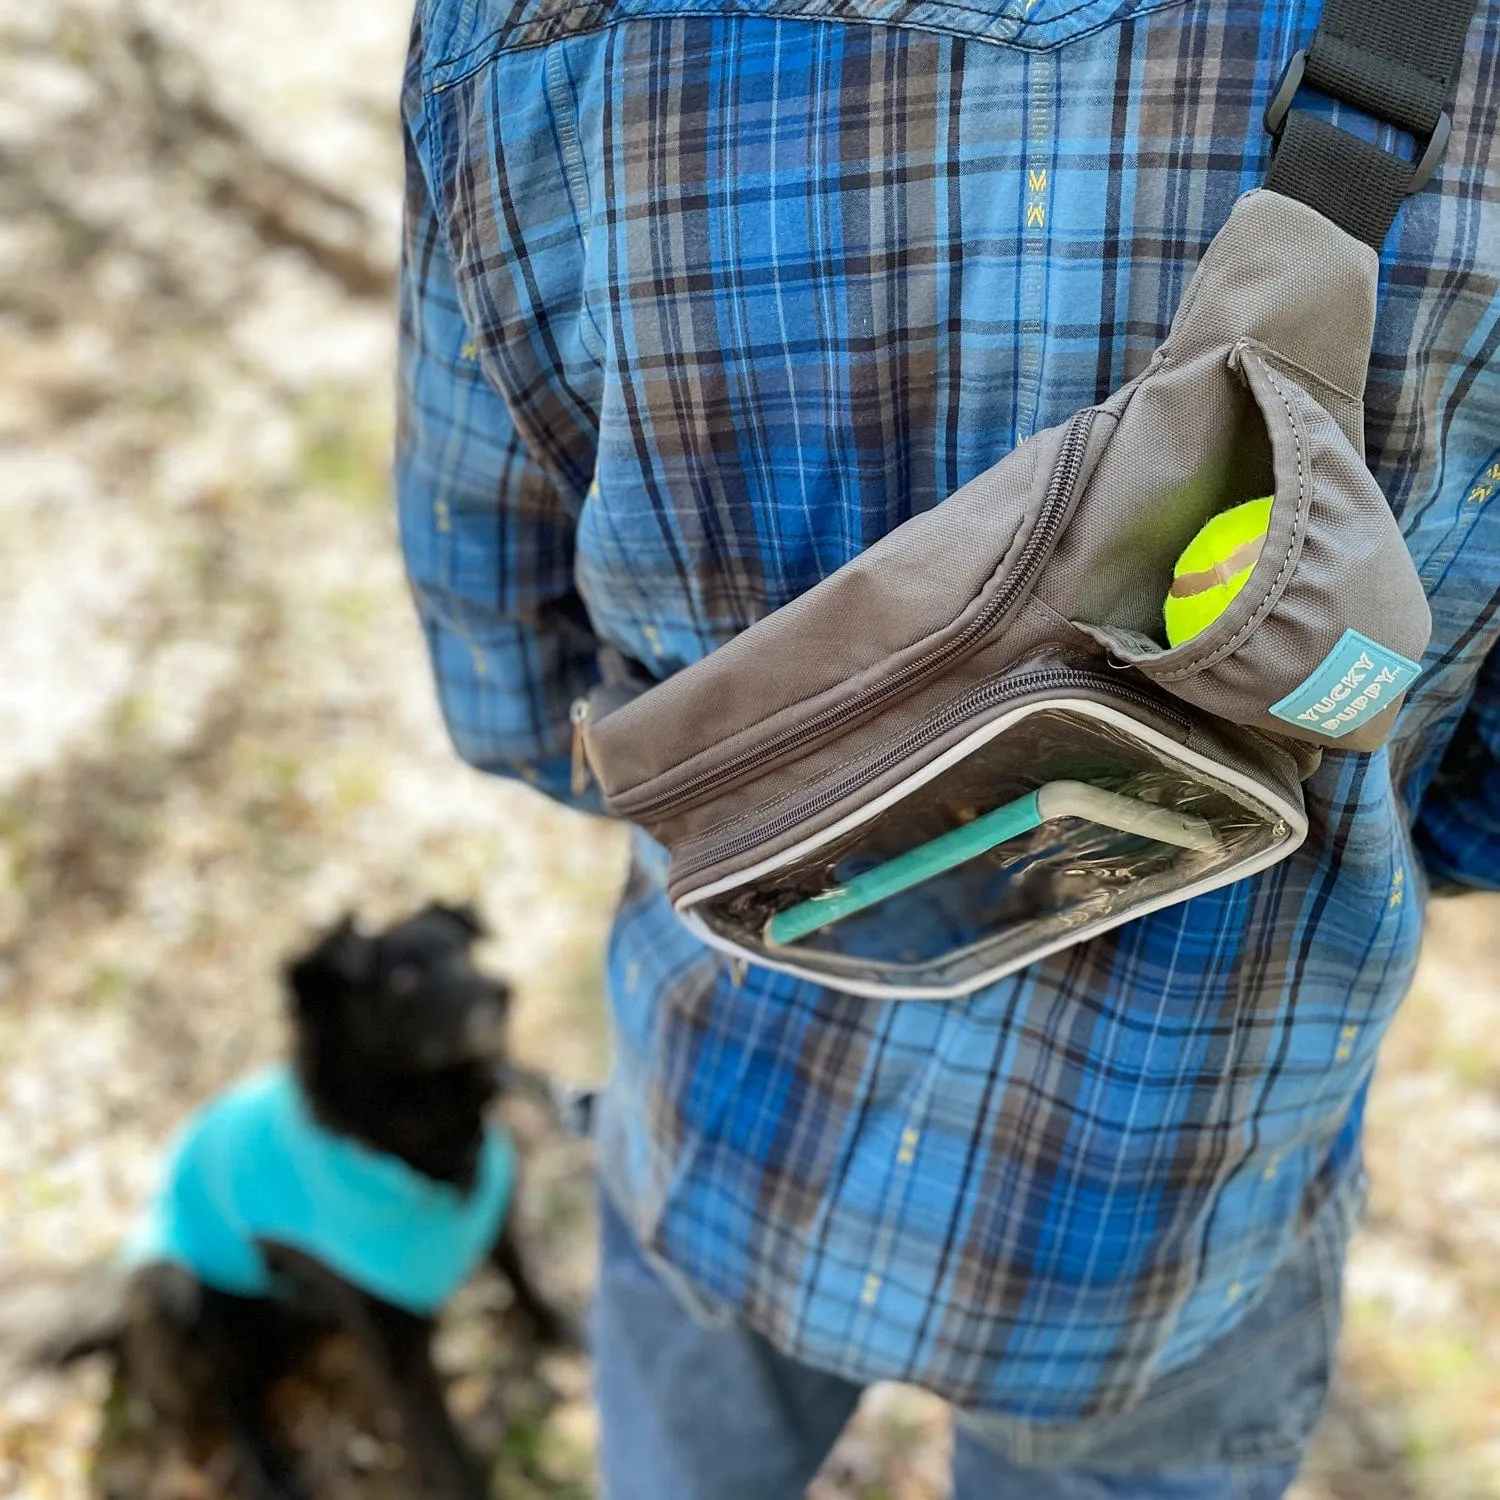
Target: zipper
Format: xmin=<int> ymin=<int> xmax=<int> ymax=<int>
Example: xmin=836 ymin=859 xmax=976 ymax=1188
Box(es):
xmin=570 ymin=698 xmax=592 ymax=796
xmin=619 ymin=409 xmax=1098 ymax=820
xmin=671 ymin=666 xmax=1192 ymax=883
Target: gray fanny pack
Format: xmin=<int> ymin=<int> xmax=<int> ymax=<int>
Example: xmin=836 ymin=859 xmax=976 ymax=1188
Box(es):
xmin=575 ymin=1 xmax=1476 ymax=997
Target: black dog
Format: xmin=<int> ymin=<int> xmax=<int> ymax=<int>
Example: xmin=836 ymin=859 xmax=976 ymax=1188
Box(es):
xmin=22 ymin=903 xmax=569 ymax=1500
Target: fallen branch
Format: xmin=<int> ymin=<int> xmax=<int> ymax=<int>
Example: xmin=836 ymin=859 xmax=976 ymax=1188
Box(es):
xmin=122 ymin=18 xmax=395 ymax=298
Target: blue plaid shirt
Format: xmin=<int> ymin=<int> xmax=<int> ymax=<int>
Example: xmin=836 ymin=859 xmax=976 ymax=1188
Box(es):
xmin=397 ymin=0 xmax=1500 ymax=1421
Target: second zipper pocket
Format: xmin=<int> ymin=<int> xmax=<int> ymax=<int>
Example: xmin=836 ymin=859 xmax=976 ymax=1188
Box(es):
xmin=672 ymin=660 xmax=1307 ymax=1000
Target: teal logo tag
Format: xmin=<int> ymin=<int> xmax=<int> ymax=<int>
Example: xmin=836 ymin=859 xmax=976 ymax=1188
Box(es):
xmin=1269 ymin=630 xmax=1422 ymax=740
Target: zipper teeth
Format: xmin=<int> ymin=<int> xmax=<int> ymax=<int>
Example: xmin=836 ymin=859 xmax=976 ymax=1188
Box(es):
xmin=622 ymin=410 xmax=1098 ymax=820
xmin=673 ymin=667 xmax=1190 ymax=881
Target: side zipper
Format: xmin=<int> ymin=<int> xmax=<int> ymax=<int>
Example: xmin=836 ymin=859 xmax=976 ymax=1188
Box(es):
xmin=570 ymin=698 xmax=592 ymax=796
xmin=617 ymin=408 xmax=1099 ymax=822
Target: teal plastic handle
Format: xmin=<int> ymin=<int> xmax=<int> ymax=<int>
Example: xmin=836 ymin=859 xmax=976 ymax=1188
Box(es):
xmin=766 ymin=790 xmax=1044 ymax=947
xmin=764 ymin=781 xmax=1216 ymax=948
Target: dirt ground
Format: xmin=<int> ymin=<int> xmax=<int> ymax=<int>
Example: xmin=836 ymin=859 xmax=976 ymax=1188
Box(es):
xmin=1 ymin=3 xmax=1497 ymax=1497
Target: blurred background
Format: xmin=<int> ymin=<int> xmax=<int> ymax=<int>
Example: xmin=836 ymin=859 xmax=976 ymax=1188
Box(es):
xmin=1 ymin=2 xmax=1498 ymax=1497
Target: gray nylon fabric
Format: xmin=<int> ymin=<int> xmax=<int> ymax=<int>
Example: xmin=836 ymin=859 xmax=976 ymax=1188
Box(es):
xmin=581 ymin=189 xmax=1433 ymax=961
xmin=1116 ymin=348 xmax=1429 ymax=737
xmin=588 ymin=417 xmax=1057 ymax=797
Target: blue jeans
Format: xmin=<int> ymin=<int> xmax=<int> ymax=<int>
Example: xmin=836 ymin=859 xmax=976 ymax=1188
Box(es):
xmin=593 ymin=1190 xmax=1338 ymax=1500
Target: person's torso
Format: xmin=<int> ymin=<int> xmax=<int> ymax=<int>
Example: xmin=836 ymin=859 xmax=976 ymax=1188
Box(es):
xmin=410 ymin=0 xmax=1500 ymax=1420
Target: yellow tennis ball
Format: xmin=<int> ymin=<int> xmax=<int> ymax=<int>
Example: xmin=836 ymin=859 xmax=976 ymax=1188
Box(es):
xmin=1163 ymin=497 xmax=1274 ymax=648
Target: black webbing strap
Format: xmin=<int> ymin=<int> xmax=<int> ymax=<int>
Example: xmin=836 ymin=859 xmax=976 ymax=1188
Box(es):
xmin=1264 ymin=0 xmax=1480 ymax=248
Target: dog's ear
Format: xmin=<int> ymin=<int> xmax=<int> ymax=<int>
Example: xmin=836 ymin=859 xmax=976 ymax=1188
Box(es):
xmin=285 ymin=915 xmax=375 ymax=1013
xmin=424 ymin=900 xmax=487 ymax=940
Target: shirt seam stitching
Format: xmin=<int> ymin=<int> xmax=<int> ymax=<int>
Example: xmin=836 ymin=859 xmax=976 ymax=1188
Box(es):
xmin=427 ymin=0 xmax=1192 ymax=81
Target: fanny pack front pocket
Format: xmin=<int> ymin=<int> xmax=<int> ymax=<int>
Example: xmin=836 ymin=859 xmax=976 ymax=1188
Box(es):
xmin=1069 ymin=343 xmax=1430 ymax=751
xmin=665 ymin=660 xmax=1305 ymax=999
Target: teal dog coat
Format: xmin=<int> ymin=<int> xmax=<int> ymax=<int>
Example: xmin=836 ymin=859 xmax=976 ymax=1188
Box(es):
xmin=126 ymin=1065 xmax=516 ymax=1315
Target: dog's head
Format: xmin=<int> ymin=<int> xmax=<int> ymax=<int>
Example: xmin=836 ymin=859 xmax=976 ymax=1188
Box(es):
xmin=286 ymin=903 xmax=511 ymax=1073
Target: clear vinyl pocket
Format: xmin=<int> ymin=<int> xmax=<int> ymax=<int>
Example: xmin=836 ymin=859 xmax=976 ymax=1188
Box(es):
xmin=672 ymin=664 xmax=1307 ymax=1000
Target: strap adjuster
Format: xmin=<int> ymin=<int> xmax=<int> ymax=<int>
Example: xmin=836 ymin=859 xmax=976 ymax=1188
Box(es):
xmin=1262 ymin=48 xmax=1308 ymax=138
xmin=1264 ymin=47 xmax=1452 ymax=194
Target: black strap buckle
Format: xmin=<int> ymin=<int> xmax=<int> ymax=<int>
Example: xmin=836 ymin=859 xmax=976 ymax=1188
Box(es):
xmin=1264 ymin=47 xmax=1452 ymax=193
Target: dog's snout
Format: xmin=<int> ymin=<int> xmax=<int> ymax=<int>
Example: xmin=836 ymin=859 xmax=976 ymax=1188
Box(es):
xmin=463 ymin=995 xmax=510 ymax=1056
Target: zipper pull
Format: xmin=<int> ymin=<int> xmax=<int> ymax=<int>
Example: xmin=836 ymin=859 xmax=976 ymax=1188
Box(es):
xmin=570 ymin=698 xmax=593 ymax=796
